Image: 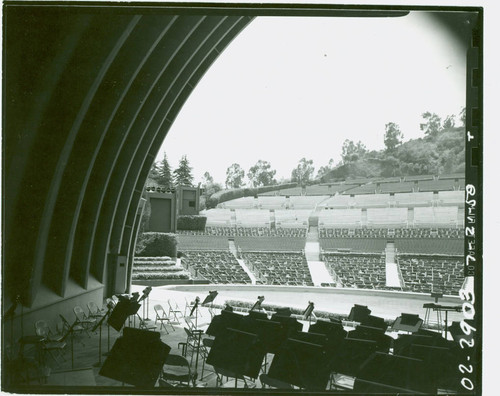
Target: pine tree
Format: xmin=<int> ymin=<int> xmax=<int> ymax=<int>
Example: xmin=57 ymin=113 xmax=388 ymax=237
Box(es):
xmin=157 ymin=152 xmax=172 ymax=189
xmin=173 ymin=155 xmax=194 ymax=187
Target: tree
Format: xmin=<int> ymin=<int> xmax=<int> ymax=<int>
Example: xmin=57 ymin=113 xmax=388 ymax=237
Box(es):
xmin=157 ymin=152 xmax=173 ymax=189
xmin=148 ymin=161 xmax=161 ymax=182
xmin=317 ymin=158 xmax=335 ymax=179
xmin=341 ymin=139 xmax=367 ymax=164
xmin=225 ymin=163 xmax=245 ymax=189
xmin=201 ymin=171 xmax=222 ymax=197
xmin=420 ymin=112 xmax=442 ymax=137
xmin=459 ymin=107 xmax=466 ymax=126
xmin=291 ymin=158 xmax=315 ymax=186
xmin=173 ymin=155 xmax=194 ymax=187
xmin=442 ymin=115 xmax=456 ymax=130
xmin=247 ymin=160 xmax=277 ymax=187
xmin=383 ymin=122 xmax=404 ymax=152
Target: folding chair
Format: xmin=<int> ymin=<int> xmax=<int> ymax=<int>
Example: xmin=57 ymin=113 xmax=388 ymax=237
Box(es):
xmin=161 ymin=354 xmax=196 ymax=387
xmin=59 ymin=314 xmax=86 ymax=346
xmin=181 ymin=327 xmax=203 ymax=361
xmin=73 ymin=306 xmax=96 ymax=337
xmin=167 ymin=299 xmax=183 ymax=324
xmin=154 ymin=304 xmax=175 ymax=333
xmin=34 ymin=320 xmax=66 ymax=367
xmin=87 ymin=301 xmax=106 ymax=318
xmin=200 ymin=337 xmax=215 ymax=380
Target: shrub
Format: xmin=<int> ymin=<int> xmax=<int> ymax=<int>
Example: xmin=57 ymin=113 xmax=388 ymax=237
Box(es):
xmin=135 ymin=232 xmax=177 ymax=257
xmin=177 ymin=215 xmax=207 ymax=231
xmin=207 ymin=183 xmax=298 ymax=208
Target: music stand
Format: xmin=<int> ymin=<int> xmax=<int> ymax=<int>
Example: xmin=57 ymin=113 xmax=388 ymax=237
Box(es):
xmin=268 ymin=338 xmax=331 ymax=391
xmin=206 ymin=310 xmax=244 ymax=338
xmin=206 ymin=328 xmax=265 ymax=387
xmin=202 ymin=290 xmax=218 ymax=318
xmin=250 ymin=296 xmax=265 ymax=312
xmin=392 ymin=313 xmax=423 ymax=333
xmin=347 ymin=304 xmax=371 ymax=324
xmin=99 ymin=327 xmax=170 ymax=388
xmin=108 ymin=298 xmax=141 ymax=332
xmin=91 ymin=304 xmax=114 ymax=367
xmin=138 ymin=286 xmax=152 ymax=321
xmin=302 ymin=301 xmax=316 ymax=325
xmin=356 ymin=351 xmax=437 ymax=394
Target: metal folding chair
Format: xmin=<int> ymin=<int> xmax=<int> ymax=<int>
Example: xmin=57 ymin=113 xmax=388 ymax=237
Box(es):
xmin=34 ymin=320 xmax=66 ymax=367
xmin=161 ymin=354 xmax=195 ymax=387
xmin=154 ymin=304 xmax=175 ymax=333
xmin=168 ymin=299 xmax=183 ymax=323
xmin=73 ymin=306 xmax=96 ymax=337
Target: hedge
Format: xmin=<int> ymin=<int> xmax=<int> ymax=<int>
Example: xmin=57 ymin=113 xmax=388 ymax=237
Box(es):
xmin=135 ymin=232 xmax=177 ymax=257
xmin=206 ymin=182 xmax=298 ymax=209
xmin=177 ymin=215 xmax=207 ymax=231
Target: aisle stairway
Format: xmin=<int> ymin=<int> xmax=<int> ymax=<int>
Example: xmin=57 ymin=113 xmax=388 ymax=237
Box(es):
xmin=385 ymin=242 xmax=401 ymax=288
xmin=305 ymin=226 xmax=334 ymax=286
xmin=229 ymin=240 xmax=256 ymax=285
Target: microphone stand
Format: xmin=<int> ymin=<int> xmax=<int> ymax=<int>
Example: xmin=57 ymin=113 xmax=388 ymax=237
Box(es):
xmin=189 ymin=297 xmax=203 ymax=384
xmin=91 ymin=306 xmax=112 ymax=367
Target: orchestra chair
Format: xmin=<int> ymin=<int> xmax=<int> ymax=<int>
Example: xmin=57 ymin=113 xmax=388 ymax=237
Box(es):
xmin=34 ymin=320 xmax=67 ymax=367
xmin=181 ymin=327 xmax=203 ymax=362
xmin=154 ymin=304 xmax=175 ymax=333
xmin=161 ymin=354 xmax=195 ymax=387
xmin=73 ymin=306 xmax=96 ymax=337
xmin=87 ymin=301 xmax=106 ymax=318
xmin=167 ymin=299 xmax=183 ymax=323
xmin=59 ymin=314 xmax=86 ymax=346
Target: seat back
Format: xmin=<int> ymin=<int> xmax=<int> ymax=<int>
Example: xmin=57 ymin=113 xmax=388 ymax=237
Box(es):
xmin=165 ymin=354 xmax=190 ymax=368
xmin=34 ymin=320 xmax=50 ymax=337
xmin=154 ymin=304 xmax=165 ymax=317
xmin=88 ymin=301 xmax=99 ymax=315
xmin=74 ymin=306 xmax=85 ymax=321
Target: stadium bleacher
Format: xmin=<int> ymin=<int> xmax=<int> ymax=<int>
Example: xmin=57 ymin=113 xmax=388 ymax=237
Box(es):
xmin=404 ymin=174 xmax=435 ymax=181
xmin=201 ymin=208 xmax=233 ymax=226
xmin=288 ymin=195 xmax=328 ymax=209
xmin=320 ymin=238 xmax=388 ymax=253
xmin=218 ymin=196 xmax=256 ymax=209
xmin=394 ymin=238 xmax=463 ymax=256
xmin=177 ymin=235 xmax=230 ymax=250
xmin=257 ymin=196 xmax=287 ymax=209
xmin=438 ymin=173 xmax=465 ymax=180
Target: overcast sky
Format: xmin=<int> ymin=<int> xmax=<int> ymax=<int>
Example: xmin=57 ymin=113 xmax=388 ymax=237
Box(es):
xmin=156 ymin=11 xmax=468 ymax=185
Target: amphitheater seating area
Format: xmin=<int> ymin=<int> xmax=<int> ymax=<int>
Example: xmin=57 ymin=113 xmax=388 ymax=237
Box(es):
xmin=366 ymin=207 xmax=408 ymax=227
xmin=242 ymin=252 xmax=313 ymax=286
xmin=379 ymin=181 xmax=414 ymax=193
xmin=236 ymin=236 xmax=306 ymax=252
xmin=275 ymin=209 xmax=311 ymax=228
xmin=398 ymin=256 xmax=464 ymax=295
xmin=393 ymin=192 xmax=434 ymax=207
xmin=438 ymin=191 xmax=465 ymax=206
xmin=287 ymin=195 xmax=328 ymax=209
xmin=181 ymin=250 xmax=251 ymax=284
xmin=178 ymin=226 xmax=307 ymax=238
xmin=347 ymin=193 xmax=391 ymax=207
xmin=201 ymin=208 xmax=233 ymax=227
xmin=395 ymin=238 xmax=463 ymax=255
xmin=218 ymin=196 xmax=256 ymax=209
xmin=413 ymin=206 xmax=459 ymax=228
xmin=322 ymin=253 xmax=386 ymax=289
xmin=418 ymin=179 xmax=456 ymax=192
xmin=234 ymin=209 xmax=271 ymax=227
xmin=320 ymin=238 xmax=388 ymax=253
xmin=343 ymin=183 xmax=377 ymax=195
xmin=176 ymin=235 xmax=230 ymax=250
xmin=318 ymin=208 xmax=362 ymax=228
xmin=317 ymin=195 xmax=352 ymax=208
xmin=319 ymin=227 xmax=464 ymax=239
xmin=404 ymin=174 xmax=434 ymax=181
xmin=257 ymin=196 xmax=287 ymax=209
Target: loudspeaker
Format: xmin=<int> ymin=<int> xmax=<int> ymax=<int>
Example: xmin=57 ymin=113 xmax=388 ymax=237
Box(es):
xmin=99 ymin=328 xmax=170 ymax=388
xmin=109 ymin=254 xmax=128 ymax=294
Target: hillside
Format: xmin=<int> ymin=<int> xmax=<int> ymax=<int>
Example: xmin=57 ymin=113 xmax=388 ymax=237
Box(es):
xmin=320 ymin=126 xmax=465 ymax=182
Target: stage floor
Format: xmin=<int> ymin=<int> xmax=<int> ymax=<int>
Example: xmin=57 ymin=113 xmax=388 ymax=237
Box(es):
xmin=132 ymin=283 xmax=466 ymax=326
